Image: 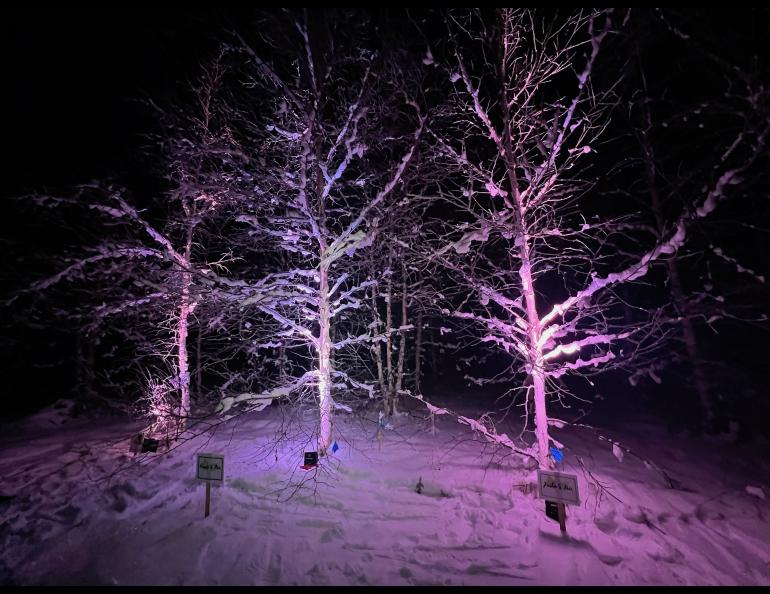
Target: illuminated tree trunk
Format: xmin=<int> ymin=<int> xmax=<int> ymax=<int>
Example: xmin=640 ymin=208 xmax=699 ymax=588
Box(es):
xmin=176 ymin=225 xmax=195 ymax=429
xmin=503 ymin=44 xmax=551 ymax=468
xmin=520 ymin=253 xmax=550 ymax=469
xmin=177 ymin=272 xmax=191 ymax=427
xmin=318 ymin=260 xmax=333 ymax=454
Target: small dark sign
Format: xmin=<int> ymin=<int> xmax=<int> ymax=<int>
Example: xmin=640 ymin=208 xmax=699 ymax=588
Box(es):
xmin=304 ymin=451 xmax=318 ymax=466
xmin=545 ymin=500 xmax=560 ymax=522
xmin=141 ymin=437 xmax=159 ymax=453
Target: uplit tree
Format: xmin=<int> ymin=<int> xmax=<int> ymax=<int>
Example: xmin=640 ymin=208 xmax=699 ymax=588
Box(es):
xmin=423 ymin=8 xmax=769 ymax=468
xmin=15 ymin=58 xmax=271 ymax=434
xmin=215 ymin=10 xmax=425 ymax=453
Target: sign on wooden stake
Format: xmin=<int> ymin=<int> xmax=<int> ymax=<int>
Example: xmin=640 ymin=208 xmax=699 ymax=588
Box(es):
xmin=197 ymin=453 xmax=224 ymax=519
xmin=537 ymin=469 xmax=579 ymax=533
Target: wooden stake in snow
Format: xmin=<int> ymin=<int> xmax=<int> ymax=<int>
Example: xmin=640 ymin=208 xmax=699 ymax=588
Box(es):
xmin=557 ymin=502 xmax=566 ymax=533
xmin=205 ymin=482 xmax=211 ymax=518
xmin=196 ymin=453 xmax=224 ymax=519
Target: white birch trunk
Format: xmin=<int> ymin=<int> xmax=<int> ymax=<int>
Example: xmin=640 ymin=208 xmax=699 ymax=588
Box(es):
xmin=177 ymin=271 xmax=192 ymax=427
xmin=176 ymin=225 xmax=195 ymax=430
xmin=520 ymin=255 xmax=550 ymax=469
xmin=318 ymin=261 xmax=334 ymax=454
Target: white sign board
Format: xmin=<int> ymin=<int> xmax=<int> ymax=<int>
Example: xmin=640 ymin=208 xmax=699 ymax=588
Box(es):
xmin=197 ymin=453 xmax=224 ymax=482
xmin=537 ymin=469 xmax=579 ymax=505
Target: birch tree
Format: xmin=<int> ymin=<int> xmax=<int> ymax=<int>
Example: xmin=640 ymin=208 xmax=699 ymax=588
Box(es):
xmin=14 ymin=58 xmax=272 ymax=433
xmin=425 ymin=8 xmax=769 ymax=468
xmin=218 ymin=10 xmax=425 ymax=453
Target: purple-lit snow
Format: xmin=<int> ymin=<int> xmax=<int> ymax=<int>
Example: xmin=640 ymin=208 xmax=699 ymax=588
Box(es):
xmin=1 ymin=397 xmax=768 ymax=586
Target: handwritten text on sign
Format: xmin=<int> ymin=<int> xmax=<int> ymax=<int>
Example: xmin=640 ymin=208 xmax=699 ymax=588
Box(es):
xmin=537 ymin=469 xmax=580 ymax=505
xmin=197 ymin=453 xmax=225 ymax=482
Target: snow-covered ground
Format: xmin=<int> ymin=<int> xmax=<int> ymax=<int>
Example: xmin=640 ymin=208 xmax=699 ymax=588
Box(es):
xmin=1 ymin=396 xmax=769 ymax=586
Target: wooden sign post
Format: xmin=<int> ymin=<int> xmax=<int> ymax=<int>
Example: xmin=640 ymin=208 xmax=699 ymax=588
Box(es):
xmin=537 ymin=469 xmax=580 ymax=534
xmin=196 ymin=453 xmax=224 ymax=519
xmin=557 ymin=500 xmax=566 ymax=532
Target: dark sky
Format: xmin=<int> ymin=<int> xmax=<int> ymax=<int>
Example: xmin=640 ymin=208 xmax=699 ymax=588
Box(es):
xmin=2 ymin=6 xmax=240 ymax=195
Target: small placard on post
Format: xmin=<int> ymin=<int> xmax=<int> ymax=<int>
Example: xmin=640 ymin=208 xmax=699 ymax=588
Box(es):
xmin=536 ymin=469 xmax=579 ymax=505
xmin=197 ymin=453 xmax=224 ymax=519
xmin=197 ymin=453 xmax=225 ymax=482
xmin=537 ymin=469 xmax=579 ymax=534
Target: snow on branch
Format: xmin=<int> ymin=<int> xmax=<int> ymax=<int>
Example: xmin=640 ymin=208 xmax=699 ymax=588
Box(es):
xmin=710 ymin=245 xmax=766 ymax=284
xmin=454 ymin=50 xmax=502 ymax=148
xmin=540 ymin=168 xmax=744 ymax=329
xmin=329 ymin=108 xmax=425 ymax=253
xmin=111 ymin=196 xmax=189 ymax=267
xmin=26 ymin=247 xmax=164 ymax=293
xmin=258 ymin=305 xmax=316 ymax=345
xmin=542 ymin=331 xmax=631 ymax=361
xmin=217 ymin=371 xmax=316 ymax=415
xmin=331 ymin=369 xmax=375 ymax=399
xmin=539 ymin=10 xmax=613 ymax=179
xmin=548 ymin=351 xmax=617 ymax=378
xmin=404 ymin=392 xmax=539 ymax=464
xmin=451 ymin=310 xmax=528 ymax=353
xmin=92 ymin=292 xmax=169 ymax=320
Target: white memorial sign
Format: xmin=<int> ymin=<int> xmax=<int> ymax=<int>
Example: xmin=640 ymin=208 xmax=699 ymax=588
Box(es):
xmin=197 ymin=453 xmax=224 ymax=519
xmin=197 ymin=453 xmax=224 ymax=482
xmin=537 ymin=469 xmax=580 ymax=505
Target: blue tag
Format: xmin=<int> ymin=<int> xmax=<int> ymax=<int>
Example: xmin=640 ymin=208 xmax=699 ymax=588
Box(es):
xmin=331 ymin=441 xmax=339 ymax=453
xmin=549 ymin=446 xmax=563 ymax=463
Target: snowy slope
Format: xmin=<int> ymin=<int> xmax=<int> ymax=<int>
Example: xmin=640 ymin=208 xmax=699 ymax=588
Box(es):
xmin=1 ymin=398 xmax=769 ymax=586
